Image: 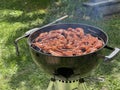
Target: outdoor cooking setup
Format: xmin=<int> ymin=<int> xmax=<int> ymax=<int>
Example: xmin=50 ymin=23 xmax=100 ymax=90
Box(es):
xmin=14 ymin=15 xmax=120 ymax=90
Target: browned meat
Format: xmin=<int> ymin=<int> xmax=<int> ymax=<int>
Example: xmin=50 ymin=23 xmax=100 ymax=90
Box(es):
xmin=49 ymin=50 xmax=64 ymax=56
xmin=32 ymin=28 xmax=104 ymax=56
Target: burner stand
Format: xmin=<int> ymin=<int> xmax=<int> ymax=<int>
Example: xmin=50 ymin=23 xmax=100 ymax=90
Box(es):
xmin=47 ymin=77 xmax=89 ymax=90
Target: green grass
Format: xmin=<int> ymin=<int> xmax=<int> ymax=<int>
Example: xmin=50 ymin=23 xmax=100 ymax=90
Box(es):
xmin=0 ymin=0 xmax=120 ymax=90
xmin=0 ymin=0 xmax=51 ymax=90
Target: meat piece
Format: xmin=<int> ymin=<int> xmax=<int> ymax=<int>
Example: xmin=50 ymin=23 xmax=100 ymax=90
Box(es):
xmin=35 ymin=32 xmax=48 ymax=41
xmin=75 ymin=28 xmax=84 ymax=37
xmin=86 ymin=47 xmax=97 ymax=53
xmin=62 ymin=50 xmax=73 ymax=56
xmin=94 ymin=40 xmax=103 ymax=49
xmin=67 ymin=28 xmax=74 ymax=31
xmin=49 ymin=50 xmax=64 ymax=56
xmin=72 ymin=49 xmax=83 ymax=56
xmin=32 ymin=42 xmax=44 ymax=49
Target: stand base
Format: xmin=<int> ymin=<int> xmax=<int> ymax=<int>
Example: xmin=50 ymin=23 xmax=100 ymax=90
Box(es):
xmin=47 ymin=78 xmax=89 ymax=90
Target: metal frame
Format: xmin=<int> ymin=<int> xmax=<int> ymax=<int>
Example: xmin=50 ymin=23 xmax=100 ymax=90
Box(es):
xmin=47 ymin=77 xmax=89 ymax=90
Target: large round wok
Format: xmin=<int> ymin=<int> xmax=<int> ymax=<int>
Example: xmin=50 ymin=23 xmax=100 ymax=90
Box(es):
xmin=15 ymin=23 xmax=120 ymax=80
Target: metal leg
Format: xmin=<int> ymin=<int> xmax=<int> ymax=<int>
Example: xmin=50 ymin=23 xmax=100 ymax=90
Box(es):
xmin=78 ymin=78 xmax=89 ymax=90
xmin=47 ymin=80 xmax=55 ymax=90
xmin=47 ymin=78 xmax=56 ymax=90
xmin=78 ymin=83 xmax=89 ymax=90
xmin=47 ymin=78 xmax=90 ymax=90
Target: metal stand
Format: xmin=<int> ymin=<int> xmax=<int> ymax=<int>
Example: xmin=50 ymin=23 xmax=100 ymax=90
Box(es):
xmin=47 ymin=78 xmax=89 ymax=90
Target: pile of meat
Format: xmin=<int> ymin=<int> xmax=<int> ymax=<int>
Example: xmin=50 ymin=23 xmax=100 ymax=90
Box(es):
xmin=32 ymin=28 xmax=104 ymax=56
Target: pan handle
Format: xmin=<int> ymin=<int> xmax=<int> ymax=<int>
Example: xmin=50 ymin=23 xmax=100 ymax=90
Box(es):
xmin=14 ymin=28 xmax=40 ymax=56
xmin=14 ymin=15 xmax=68 ymax=56
xmin=104 ymin=45 xmax=120 ymax=62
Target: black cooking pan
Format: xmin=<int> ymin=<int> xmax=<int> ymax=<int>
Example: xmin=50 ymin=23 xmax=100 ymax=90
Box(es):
xmin=14 ymin=21 xmax=120 ymax=80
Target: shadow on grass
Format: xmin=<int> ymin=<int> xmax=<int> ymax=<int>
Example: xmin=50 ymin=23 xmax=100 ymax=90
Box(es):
xmin=2 ymin=12 xmax=46 ymax=24
xmin=0 ymin=0 xmax=51 ymax=11
xmin=0 ymin=0 xmax=54 ymax=24
xmin=3 ymin=27 xmax=50 ymax=89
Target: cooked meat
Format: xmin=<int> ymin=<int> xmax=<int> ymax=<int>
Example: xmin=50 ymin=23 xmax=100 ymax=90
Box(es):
xmin=32 ymin=28 xmax=104 ymax=56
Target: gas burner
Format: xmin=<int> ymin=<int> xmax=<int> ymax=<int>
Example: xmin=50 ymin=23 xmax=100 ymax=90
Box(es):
xmin=47 ymin=77 xmax=87 ymax=90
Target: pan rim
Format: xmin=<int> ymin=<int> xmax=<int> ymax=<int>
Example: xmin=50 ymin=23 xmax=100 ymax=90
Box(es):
xmin=27 ymin=23 xmax=108 ymax=58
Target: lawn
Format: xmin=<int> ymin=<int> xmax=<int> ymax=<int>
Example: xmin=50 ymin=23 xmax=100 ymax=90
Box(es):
xmin=0 ymin=0 xmax=120 ymax=90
